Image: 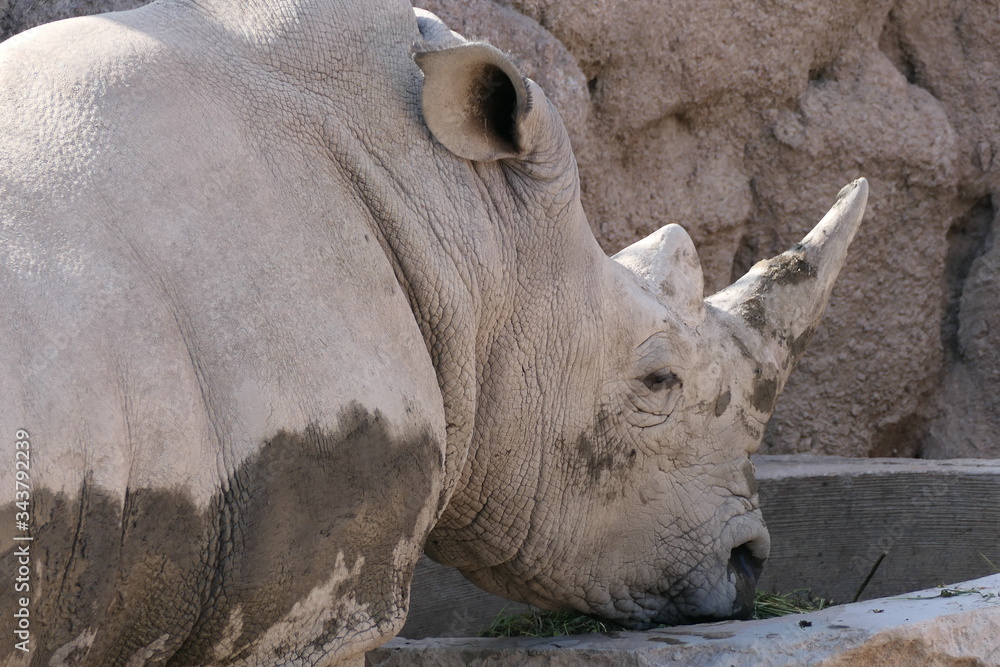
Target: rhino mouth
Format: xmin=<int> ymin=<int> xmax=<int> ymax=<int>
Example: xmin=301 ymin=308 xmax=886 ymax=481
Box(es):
xmin=593 ymin=538 xmax=766 ymax=631
xmin=721 ymin=517 xmax=770 ymax=620
xmin=631 ymin=526 xmax=769 ymax=629
xmin=728 ymin=542 xmax=766 ymax=619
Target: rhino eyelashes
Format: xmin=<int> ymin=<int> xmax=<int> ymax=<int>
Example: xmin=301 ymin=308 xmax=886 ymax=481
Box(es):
xmin=624 ymin=370 xmax=683 ymax=426
xmin=641 ymin=370 xmax=682 ymax=392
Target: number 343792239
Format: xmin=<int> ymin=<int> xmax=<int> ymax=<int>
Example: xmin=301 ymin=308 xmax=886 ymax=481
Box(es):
xmin=15 ymin=429 xmax=30 ymax=510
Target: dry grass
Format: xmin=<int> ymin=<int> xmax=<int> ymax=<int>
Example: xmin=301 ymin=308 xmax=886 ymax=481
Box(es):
xmin=480 ymin=609 xmax=612 ymax=637
xmin=752 ymin=590 xmax=831 ymax=619
xmin=482 ymin=590 xmax=831 ymax=637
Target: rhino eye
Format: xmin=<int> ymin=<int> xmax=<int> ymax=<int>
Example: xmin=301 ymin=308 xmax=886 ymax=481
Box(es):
xmin=642 ymin=371 xmax=681 ymax=392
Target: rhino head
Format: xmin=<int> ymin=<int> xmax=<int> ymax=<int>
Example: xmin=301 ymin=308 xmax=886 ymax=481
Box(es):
xmin=411 ymin=13 xmax=867 ymax=629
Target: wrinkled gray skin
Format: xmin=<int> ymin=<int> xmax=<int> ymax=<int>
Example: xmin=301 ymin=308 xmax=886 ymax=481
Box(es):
xmin=0 ymin=0 xmax=867 ymax=664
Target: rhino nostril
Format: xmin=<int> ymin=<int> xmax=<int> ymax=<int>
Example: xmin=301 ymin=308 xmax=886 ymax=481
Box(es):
xmin=729 ymin=543 xmax=765 ymax=619
xmin=731 ymin=542 xmax=765 ymax=579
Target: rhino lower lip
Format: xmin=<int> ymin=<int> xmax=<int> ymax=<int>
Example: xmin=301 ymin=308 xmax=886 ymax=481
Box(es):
xmin=730 ymin=542 xmax=765 ymax=580
xmin=729 ymin=542 xmax=765 ymax=619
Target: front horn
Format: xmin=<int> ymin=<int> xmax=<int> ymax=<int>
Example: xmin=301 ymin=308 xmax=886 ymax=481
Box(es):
xmin=706 ymin=178 xmax=869 ymax=372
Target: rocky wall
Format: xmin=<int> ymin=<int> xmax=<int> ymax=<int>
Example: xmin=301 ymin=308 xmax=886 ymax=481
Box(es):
xmin=5 ymin=0 xmax=999 ymax=458
xmin=1 ymin=0 xmax=146 ymax=39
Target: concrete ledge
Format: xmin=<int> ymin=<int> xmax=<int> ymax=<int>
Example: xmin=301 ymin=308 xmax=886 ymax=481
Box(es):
xmin=369 ymin=574 xmax=1000 ymax=666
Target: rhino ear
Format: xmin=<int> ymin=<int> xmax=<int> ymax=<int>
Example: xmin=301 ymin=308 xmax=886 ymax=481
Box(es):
xmin=613 ymin=224 xmax=706 ymax=325
xmin=414 ymin=42 xmax=531 ymax=162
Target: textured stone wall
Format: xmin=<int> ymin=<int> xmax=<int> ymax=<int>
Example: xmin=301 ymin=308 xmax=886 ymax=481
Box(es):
xmin=0 ymin=0 xmax=146 ymax=39
xmin=5 ymin=0 xmax=999 ymax=457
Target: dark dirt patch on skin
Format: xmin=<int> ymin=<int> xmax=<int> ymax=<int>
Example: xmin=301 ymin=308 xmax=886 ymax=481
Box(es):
xmin=737 ymin=250 xmax=817 ymax=332
xmin=573 ymin=412 xmax=638 ymax=501
xmin=738 ymin=294 xmax=768 ymax=331
xmin=788 ymin=326 xmax=817 ymax=366
xmin=750 ymin=375 xmax=778 ymax=414
xmin=765 ymin=249 xmax=816 ymax=286
xmin=714 ymin=389 xmax=732 ymax=417
xmin=0 ymin=480 xmax=212 ymax=666
xmin=174 ymin=403 xmax=438 ymax=663
xmin=576 ymin=435 xmax=634 ymax=486
xmin=1 ymin=478 xmax=121 ymax=665
xmin=730 ymin=329 xmax=755 ymax=360
xmin=0 ymin=403 xmax=439 ymax=665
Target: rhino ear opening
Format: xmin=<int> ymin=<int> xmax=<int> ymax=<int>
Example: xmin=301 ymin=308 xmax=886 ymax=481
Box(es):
xmin=414 ymin=42 xmax=531 ymax=162
xmin=613 ymin=224 xmax=706 ymax=325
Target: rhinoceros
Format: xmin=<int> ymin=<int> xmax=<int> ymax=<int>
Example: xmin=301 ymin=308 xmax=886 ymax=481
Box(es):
xmin=0 ymin=0 xmax=867 ymax=664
